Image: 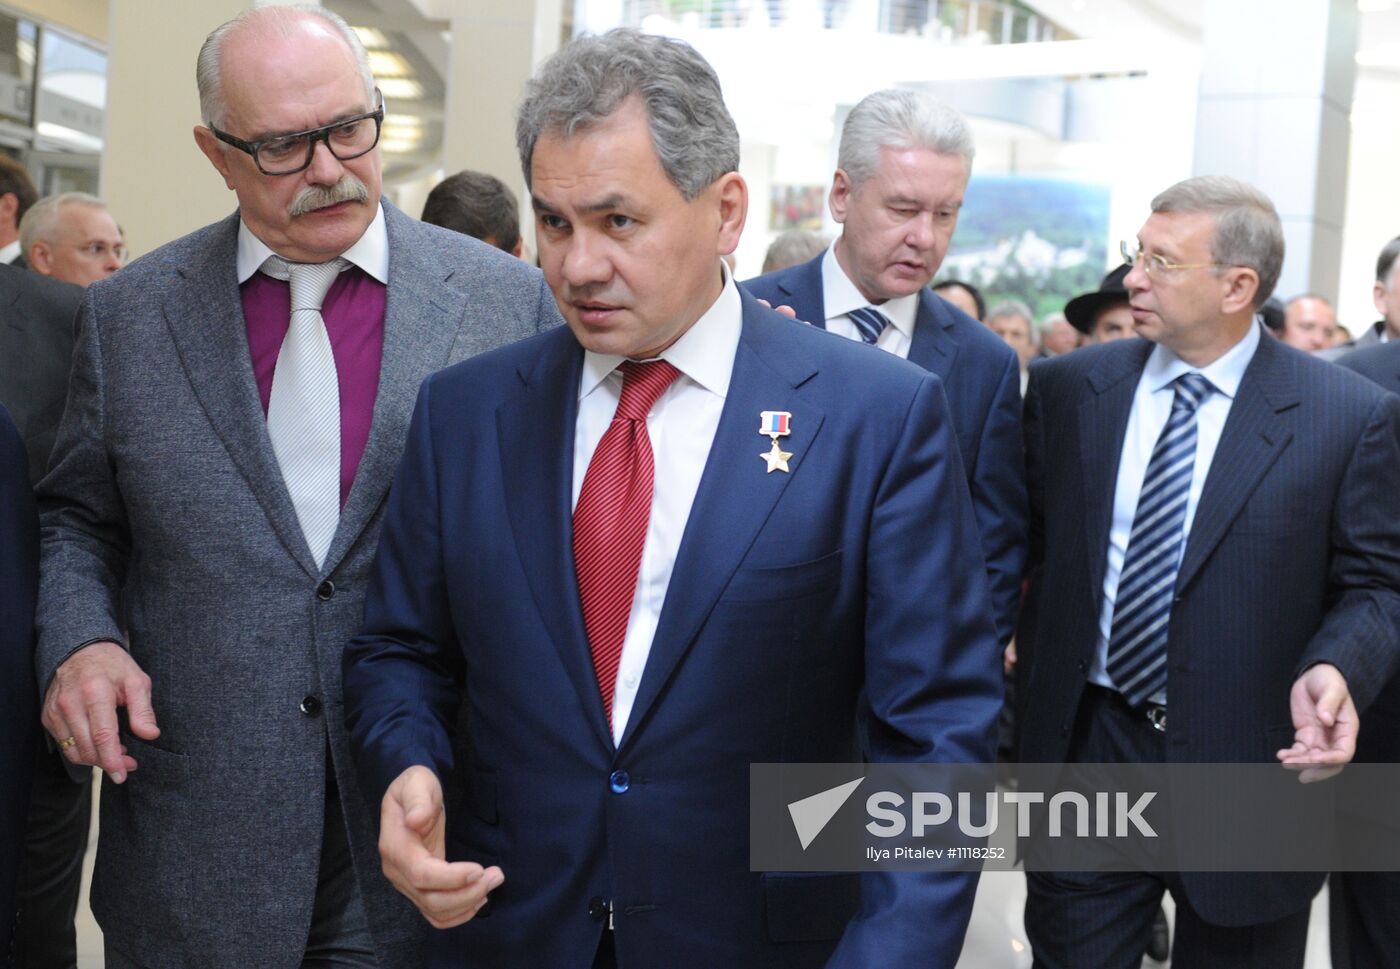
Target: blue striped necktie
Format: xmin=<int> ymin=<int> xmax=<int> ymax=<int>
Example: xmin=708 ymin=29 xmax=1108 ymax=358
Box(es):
xmin=846 ymin=306 xmax=890 ymax=344
xmin=1106 ymin=371 xmax=1214 ymax=707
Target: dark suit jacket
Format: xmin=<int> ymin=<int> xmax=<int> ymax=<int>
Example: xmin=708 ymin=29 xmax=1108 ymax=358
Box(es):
xmin=742 ymin=254 xmax=1026 ymax=644
xmin=0 ymin=404 xmax=38 ymax=952
xmin=0 ymin=263 xmax=80 ymax=484
xmin=344 ymin=293 xmax=1003 ymax=969
xmin=1021 ymin=331 xmax=1400 ymax=925
xmin=1334 ymin=340 xmax=1400 ymax=765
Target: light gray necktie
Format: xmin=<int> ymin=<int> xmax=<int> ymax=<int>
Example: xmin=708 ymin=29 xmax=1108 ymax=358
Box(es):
xmin=263 ymin=255 xmax=347 ymax=569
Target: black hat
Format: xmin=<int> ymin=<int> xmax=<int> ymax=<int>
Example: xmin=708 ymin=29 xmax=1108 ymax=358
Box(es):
xmin=1065 ymin=264 xmax=1130 ymax=334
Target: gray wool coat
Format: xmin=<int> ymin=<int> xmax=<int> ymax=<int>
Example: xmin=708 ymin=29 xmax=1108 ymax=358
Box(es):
xmin=34 ymin=201 xmax=560 ymax=969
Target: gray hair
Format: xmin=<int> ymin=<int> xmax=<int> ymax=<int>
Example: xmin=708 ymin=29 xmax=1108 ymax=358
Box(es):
xmin=19 ymin=192 xmax=107 ymax=258
xmin=762 ymin=229 xmax=829 ymax=274
xmin=197 ymin=5 xmax=373 ymax=129
xmin=837 ymin=89 xmax=974 ymax=190
xmin=1150 ymin=175 xmax=1284 ymax=308
xmin=987 ymin=300 xmax=1033 ymax=325
xmin=1376 ymin=236 xmax=1400 ymax=289
xmin=515 ymin=29 xmax=739 ymax=201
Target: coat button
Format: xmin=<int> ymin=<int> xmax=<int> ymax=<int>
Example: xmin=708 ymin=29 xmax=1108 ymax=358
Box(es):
xmin=609 ymin=770 xmax=630 ymax=794
xmin=587 ymin=896 xmax=609 ymax=922
xmin=299 ymin=695 xmax=322 ymax=716
xmin=316 ymin=580 xmax=335 ymax=601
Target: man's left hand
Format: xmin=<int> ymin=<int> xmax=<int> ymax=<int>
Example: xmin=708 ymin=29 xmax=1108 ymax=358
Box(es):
xmin=1276 ymin=662 xmax=1357 ymax=783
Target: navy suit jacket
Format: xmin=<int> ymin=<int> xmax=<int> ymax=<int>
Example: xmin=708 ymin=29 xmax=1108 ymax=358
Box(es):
xmin=1021 ymin=332 xmax=1400 ymax=926
xmin=0 ymin=405 xmax=38 ymax=948
xmin=742 ymin=254 xmax=1026 ymax=644
xmin=344 ymin=293 xmax=1002 ymax=969
xmin=1334 ymin=339 xmax=1400 ymax=765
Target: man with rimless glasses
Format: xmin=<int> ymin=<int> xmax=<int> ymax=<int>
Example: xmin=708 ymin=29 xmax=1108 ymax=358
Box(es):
xmin=32 ymin=5 xmax=556 ymax=967
xmin=1019 ymin=175 xmax=1400 ymax=968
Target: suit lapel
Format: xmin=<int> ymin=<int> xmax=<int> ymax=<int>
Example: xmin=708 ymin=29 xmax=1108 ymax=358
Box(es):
xmin=1176 ymin=336 xmax=1296 ymax=593
xmin=618 ymin=295 xmax=824 ymax=750
xmin=496 ymin=330 xmax=610 ymax=749
xmin=323 ymin=204 xmax=463 ymax=572
xmin=776 ymin=255 xmax=828 ymax=330
xmin=907 ymin=290 xmax=960 ymax=382
xmin=162 ymin=216 xmax=319 ymax=577
xmin=1079 ymin=341 xmax=1152 ymax=597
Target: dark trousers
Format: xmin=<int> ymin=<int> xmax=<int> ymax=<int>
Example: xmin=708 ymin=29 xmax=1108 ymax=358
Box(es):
xmin=1330 ymin=870 xmax=1400 ymax=969
xmin=1024 ymin=686 xmax=1310 ymax=969
xmin=13 ymin=747 xmax=91 ymax=969
xmin=591 ymin=930 xmax=616 ymax=969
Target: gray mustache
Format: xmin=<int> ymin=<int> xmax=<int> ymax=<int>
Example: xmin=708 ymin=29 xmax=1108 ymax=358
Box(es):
xmin=290 ymin=177 xmax=370 ymax=217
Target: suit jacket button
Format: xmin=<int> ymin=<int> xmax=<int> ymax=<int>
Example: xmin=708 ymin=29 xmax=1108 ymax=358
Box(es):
xmin=316 ymin=580 xmax=335 ymax=601
xmin=299 ymin=695 xmax=322 ymax=717
xmin=587 ymin=896 xmax=609 ymax=921
xmin=609 ymin=770 xmax=630 ymax=794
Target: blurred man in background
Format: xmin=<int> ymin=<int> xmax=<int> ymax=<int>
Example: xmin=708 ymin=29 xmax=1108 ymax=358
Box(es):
xmin=19 ymin=193 xmax=125 ymax=287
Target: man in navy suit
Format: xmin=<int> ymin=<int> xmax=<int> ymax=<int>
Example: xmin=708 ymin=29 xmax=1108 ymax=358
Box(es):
xmin=0 ymin=404 xmax=39 ymax=957
xmin=743 ymin=89 xmax=1025 ymax=646
xmin=1021 ymin=176 xmax=1400 ymax=968
xmin=343 ymin=30 xmax=1001 ymax=969
xmin=1329 ymin=339 xmax=1400 ymax=969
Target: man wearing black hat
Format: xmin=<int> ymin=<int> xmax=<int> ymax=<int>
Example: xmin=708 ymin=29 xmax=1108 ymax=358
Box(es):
xmin=1065 ymin=264 xmax=1135 ymax=344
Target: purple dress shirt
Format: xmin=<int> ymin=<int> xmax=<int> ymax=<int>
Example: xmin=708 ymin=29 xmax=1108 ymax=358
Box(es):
xmin=242 ymin=267 xmax=386 ymax=507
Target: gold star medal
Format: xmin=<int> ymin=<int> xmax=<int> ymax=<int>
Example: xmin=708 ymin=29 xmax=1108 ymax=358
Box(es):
xmin=758 ymin=410 xmax=794 ymax=474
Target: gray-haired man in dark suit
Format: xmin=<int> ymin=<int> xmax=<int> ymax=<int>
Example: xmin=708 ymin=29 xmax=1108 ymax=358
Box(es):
xmin=1021 ymin=176 xmax=1400 ymax=969
xmin=33 ymin=7 xmax=557 ymax=968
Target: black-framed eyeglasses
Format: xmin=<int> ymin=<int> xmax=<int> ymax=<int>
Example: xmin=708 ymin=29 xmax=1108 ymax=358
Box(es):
xmin=209 ymin=93 xmax=384 ymax=176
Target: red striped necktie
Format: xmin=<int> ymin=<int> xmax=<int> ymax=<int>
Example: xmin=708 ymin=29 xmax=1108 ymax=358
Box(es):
xmin=573 ymin=359 xmax=682 ymax=729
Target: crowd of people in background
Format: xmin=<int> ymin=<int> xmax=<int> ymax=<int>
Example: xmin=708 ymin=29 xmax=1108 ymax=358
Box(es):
xmin=3 ymin=8 xmax=1400 ymax=969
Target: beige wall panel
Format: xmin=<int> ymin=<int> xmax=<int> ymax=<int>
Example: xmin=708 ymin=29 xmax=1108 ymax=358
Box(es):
xmin=102 ymin=0 xmax=249 ymax=259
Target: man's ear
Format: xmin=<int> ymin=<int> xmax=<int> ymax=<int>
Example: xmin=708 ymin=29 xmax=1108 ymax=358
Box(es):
xmin=714 ymin=171 xmax=748 ymax=259
xmin=29 ymin=240 xmax=54 ymax=276
xmin=1220 ymin=267 xmax=1260 ymax=317
xmin=828 ymin=170 xmax=853 ymax=225
xmin=193 ymin=125 xmax=237 ymax=190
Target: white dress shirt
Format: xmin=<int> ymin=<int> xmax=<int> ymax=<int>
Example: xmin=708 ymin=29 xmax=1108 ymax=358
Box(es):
xmin=235 ymin=202 xmax=389 ymax=283
xmin=572 ymin=262 xmax=741 ymax=744
xmin=820 ymin=244 xmax=917 ymax=359
xmin=0 ymin=240 xmax=19 ymax=264
xmin=1089 ymin=322 xmax=1262 ymax=703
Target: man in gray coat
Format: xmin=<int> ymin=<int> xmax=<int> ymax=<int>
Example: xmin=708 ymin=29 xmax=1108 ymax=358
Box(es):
xmin=33 ymin=7 xmax=556 ymax=968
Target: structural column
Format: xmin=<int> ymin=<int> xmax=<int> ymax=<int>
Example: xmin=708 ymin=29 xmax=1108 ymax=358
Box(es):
xmin=441 ymin=0 xmax=562 ymax=248
xmin=1193 ymin=0 xmax=1358 ymax=301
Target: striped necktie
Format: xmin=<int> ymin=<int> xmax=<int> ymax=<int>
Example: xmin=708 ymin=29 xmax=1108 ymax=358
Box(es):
xmin=263 ymin=255 xmax=347 ymax=569
xmin=1106 ymin=371 xmax=1214 ymax=707
xmin=846 ymin=306 xmax=890 ymax=345
xmin=572 ymin=360 xmax=682 ymax=729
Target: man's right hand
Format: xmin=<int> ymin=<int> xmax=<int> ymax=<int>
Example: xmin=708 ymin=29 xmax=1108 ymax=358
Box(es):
xmin=380 ymin=765 xmax=504 ymax=929
xmin=42 ymin=640 xmax=158 ymax=783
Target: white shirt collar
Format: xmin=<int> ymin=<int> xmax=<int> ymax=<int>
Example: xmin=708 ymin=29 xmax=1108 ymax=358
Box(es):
xmin=820 ymin=243 xmax=919 ymax=338
xmin=579 ymin=260 xmax=742 ymax=401
xmin=0 ymin=240 xmax=20 ymax=264
xmin=1143 ymin=318 xmax=1262 ymax=400
xmin=235 ymin=201 xmax=389 ymax=284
